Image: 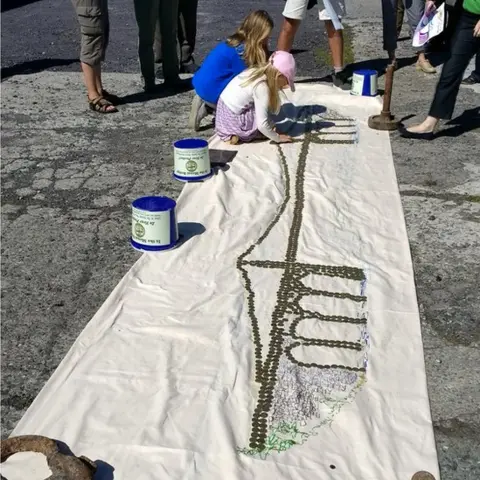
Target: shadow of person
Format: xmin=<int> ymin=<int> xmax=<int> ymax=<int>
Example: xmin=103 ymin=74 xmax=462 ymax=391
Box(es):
xmin=1 ymin=58 xmax=79 ymax=80
xmin=118 ymin=80 xmax=193 ymax=105
xmin=1 ymin=0 xmax=42 ymax=13
xmin=436 ymin=107 xmax=480 ymax=138
xmin=348 ymin=55 xmax=417 ymax=78
xmin=178 ymin=222 xmax=206 ymax=246
xmin=276 ymin=119 xmax=336 ymax=137
xmin=271 ymin=103 xmax=327 ymax=124
xmin=270 ymin=103 xmax=334 ymax=137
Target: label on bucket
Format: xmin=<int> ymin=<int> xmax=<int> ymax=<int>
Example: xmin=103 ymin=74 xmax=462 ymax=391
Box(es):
xmin=131 ymin=207 xmax=175 ymax=247
xmin=351 ymin=72 xmax=378 ymax=96
xmin=174 ymin=146 xmax=210 ymax=178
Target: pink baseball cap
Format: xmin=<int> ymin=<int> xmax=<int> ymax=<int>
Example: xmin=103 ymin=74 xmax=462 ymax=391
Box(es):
xmin=270 ymin=51 xmax=296 ymax=92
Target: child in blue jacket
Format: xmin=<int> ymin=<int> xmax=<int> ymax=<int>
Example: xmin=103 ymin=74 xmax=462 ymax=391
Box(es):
xmin=189 ymin=10 xmax=274 ymax=131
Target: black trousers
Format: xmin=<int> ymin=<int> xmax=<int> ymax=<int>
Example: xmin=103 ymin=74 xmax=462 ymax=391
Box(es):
xmin=154 ymin=0 xmax=198 ymax=64
xmin=472 ymin=53 xmax=480 ymax=77
xmin=429 ymin=9 xmax=480 ymax=119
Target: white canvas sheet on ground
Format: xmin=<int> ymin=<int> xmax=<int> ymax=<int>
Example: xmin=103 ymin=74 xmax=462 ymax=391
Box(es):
xmin=7 ymin=84 xmax=440 ymax=480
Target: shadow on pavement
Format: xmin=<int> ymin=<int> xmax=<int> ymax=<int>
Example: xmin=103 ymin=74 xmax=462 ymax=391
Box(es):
xmin=437 ymin=107 xmax=480 ymax=138
xmin=118 ymin=80 xmax=193 ymax=105
xmin=348 ymin=55 xmax=417 ymax=78
xmin=1 ymin=58 xmax=79 ymax=80
xmin=1 ymin=0 xmax=42 ymax=12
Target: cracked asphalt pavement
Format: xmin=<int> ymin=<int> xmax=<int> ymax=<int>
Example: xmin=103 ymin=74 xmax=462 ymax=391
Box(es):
xmin=1 ymin=1 xmax=479 ymax=479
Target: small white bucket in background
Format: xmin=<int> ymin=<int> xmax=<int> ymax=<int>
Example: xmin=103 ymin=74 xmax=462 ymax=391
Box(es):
xmin=131 ymin=196 xmax=179 ymax=251
xmin=351 ymin=69 xmax=378 ymax=97
xmin=173 ymin=138 xmax=213 ymax=182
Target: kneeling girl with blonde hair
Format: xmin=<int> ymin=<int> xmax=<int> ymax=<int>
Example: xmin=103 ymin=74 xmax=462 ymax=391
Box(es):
xmin=215 ymin=51 xmax=296 ymax=144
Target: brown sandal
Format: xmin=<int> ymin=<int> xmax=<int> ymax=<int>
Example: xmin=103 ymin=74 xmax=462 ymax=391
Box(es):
xmin=88 ymin=96 xmax=118 ymax=114
xmin=101 ymin=89 xmax=121 ymax=105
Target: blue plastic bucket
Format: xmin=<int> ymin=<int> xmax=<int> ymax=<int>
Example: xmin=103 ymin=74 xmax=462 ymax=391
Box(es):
xmin=131 ymin=196 xmax=179 ymax=251
xmin=351 ymin=69 xmax=378 ymax=97
xmin=173 ymin=138 xmax=213 ymax=182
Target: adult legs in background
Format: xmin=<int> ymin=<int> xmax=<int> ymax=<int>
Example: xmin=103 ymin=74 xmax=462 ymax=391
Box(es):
xmin=381 ymin=0 xmax=398 ymax=64
xmin=154 ymin=0 xmax=199 ymax=73
xmin=154 ymin=18 xmax=162 ymax=64
xmin=402 ymin=9 xmax=480 ymax=137
xmin=324 ymin=20 xmax=349 ymax=89
xmin=134 ymin=0 xmax=181 ymax=91
xmin=278 ymin=0 xmax=350 ymax=89
xmin=381 ymin=0 xmax=435 ymax=72
xmin=396 ymin=0 xmax=405 ymax=38
xmin=158 ymin=0 xmax=181 ymax=84
xmin=277 ymin=17 xmax=303 ymax=52
xmin=319 ymin=1 xmax=349 ymax=89
xmin=72 ymin=0 xmax=117 ymax=112
xmin=404 ymin=0 xmax=436 ymax=73
xmin=277 ymin=0 xmax=308 ymax=51
xmin=324 ymin=20 xmax=343 ymax=71
xmin=178 ymin=0 xmax=199 ymax=72
xmin=462 ymin=52 xmax=480 ymax=83
xmin=133 ymin=0 xmax=159 ymax=90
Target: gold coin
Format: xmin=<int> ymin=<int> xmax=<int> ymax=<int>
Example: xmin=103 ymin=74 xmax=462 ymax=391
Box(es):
xmin=412 ymin=472 xmax=436 ymax=480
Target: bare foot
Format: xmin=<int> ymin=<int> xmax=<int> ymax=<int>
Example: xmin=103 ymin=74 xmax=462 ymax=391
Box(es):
xmin=406 ymin=117 xmax=438 ymax=134
xmin=226 ymin=135 xmax=239 ymax=145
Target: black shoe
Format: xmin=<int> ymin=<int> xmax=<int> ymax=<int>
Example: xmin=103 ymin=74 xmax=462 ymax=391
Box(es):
xmin=399 ymin=124 xmax=435 ymax=141
xmin=144 ymin=81 xmax=160 ymax=94
xmin=163 ymin=77 xmax=193 ymax=92
xmin=180 ymin=59 xmax=200 ymax=74
xmin=462 ymin=73 xmax=480 ymax=85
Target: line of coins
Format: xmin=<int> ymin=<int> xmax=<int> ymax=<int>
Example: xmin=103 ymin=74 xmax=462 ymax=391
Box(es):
xmin=294 ymin=307 xmax=367 ymax=325
xmin=316 ymin=129 xmax=357 ymax=134
xmin=288 ymin=317 xmax=363 ymax=350
xmin=297 ymin=287 xmax=366 ymax=302
xmin=254 ymin=145 xmax=291 ymax=248
xmin=310 ymin=138 xmax=357 ymax=145
xmin=289 ymin=276 xmax=366 ymax=302
xmin=285 ymin=133 xmax=311 ymax=264
xmin=236 ymin=263 xmax=263 ymax=384
xmin=285 ymin=342 xmax=367 ymax=372
xmin=242 ymin=260 xmax=365 ymax=281
xmin=239 ymin=111 xmax=366 ymax=451
xmin=235 ymin=143 xmax=292 ymax=385
xmin=249 ymin=267 xmax=292 ymax=450
xmin=248 ymin=133 xmax=313 ymax=449
xmin=292 ymin=263 xmax=365 ymax=280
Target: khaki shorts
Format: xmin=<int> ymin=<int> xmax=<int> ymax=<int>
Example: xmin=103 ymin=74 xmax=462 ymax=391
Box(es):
xmin=282 ymin=0 xmax=346 ymax=22
xmin=72 ymin=0 xmax=109 ymax=66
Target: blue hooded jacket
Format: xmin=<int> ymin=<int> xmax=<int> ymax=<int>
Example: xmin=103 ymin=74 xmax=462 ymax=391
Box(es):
xmin=192 ymin=42 xmax=246 ymax=105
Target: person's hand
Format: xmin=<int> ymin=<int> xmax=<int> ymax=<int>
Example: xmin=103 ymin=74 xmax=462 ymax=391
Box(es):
xmin=474 ymin=20 xmax=480 ymax=37
xmin=278 ymin=134 xmax=293 ymax=143
xmin=425 ymin=1 xmax=436 ymax=15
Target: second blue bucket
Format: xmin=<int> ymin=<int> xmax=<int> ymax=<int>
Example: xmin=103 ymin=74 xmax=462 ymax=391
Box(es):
xmin=351 ymin=69 xmax=378 ymax=97
xmin=173 ymin=138 xmax=213 ymax=182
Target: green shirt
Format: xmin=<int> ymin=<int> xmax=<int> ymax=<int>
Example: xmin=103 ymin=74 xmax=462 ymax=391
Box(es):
xmin=464 ymin=0 xmax=480 ymax=14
